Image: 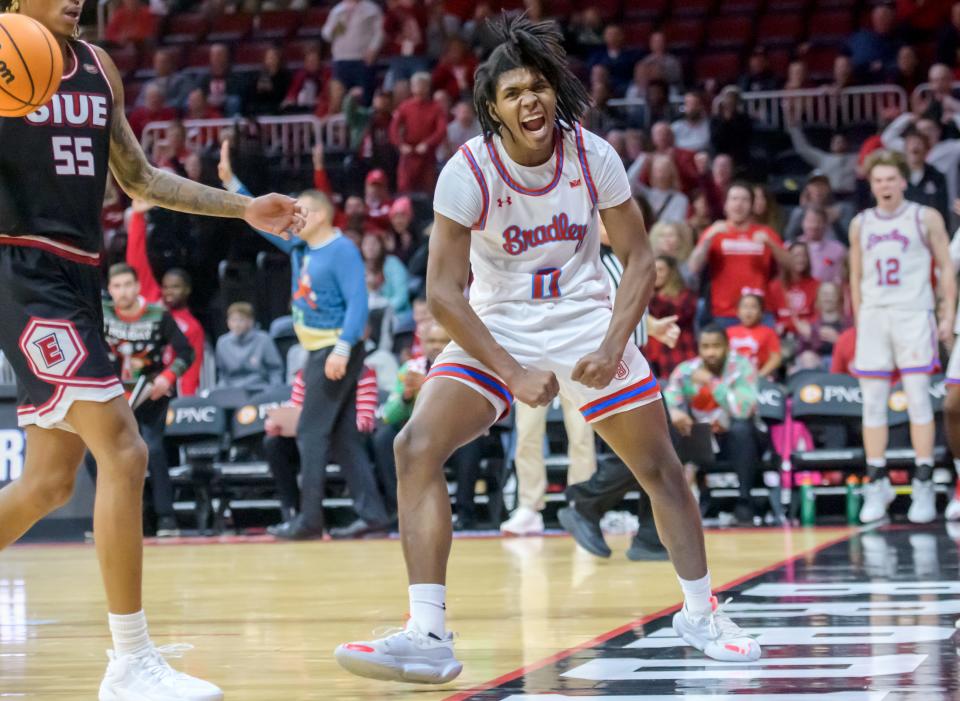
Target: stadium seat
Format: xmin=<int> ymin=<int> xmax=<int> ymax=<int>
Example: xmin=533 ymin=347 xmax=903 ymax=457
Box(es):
xmin=622 ymin=20 xmax=653 ymax=48
xmin=207 ymin=13 xmax=254 ymax=43
xmin=694 ymin=51 xmax=741 ymax=82
xmin=803 ymin=43 xmax=840 ymax=80
xmin=757 ymin=13 xmax=805 ymax=46
xmin=161 ymin=12 xmax=209 ymax=45
xmin=590 ymin=0 xmax=620 ymax=22
xmin=545 ymin=0 xmax=573 ymax=20
xmin=110 ymin=48 xmax=139 ymax=77
xmin=808 ymin=10 xmax=855 ymax=40
xmin=251 ymin=10 xmax=303 ymax=41
xmin=234 ymin=42 xmax=271 ymax=69
xmin=704 ymin=15 xmax=753 ymax=49
xmin=187 ymin=44 xmax=215 ymax=68
xmin=717 ymin=0 xmax=763 ymax=14
xmin=673 ymin=0 xmax=714 ymax=18
xmin=622 ymin=0 xmax=664 ymax=21
xmin=296 ymin=7 xmax=330 ymax=39
xmin=663 ymin=19 xmax=705 ymax=52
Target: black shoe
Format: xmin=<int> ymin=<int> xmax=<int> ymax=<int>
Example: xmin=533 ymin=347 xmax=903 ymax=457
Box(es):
xmin=329 ymin=518 xmax=389 ymax=539
xmin=734 ymin=502 xmax=756 ymax=527
xmin=558 ymin=506 xmax=611 ymax=558
xmin=626 ymin=528 xmax=669 ymax=561
xmin=156 ymin=516 xmax=180 ymax=538
xmin=268 ymin=517 xmax=324 ymax=540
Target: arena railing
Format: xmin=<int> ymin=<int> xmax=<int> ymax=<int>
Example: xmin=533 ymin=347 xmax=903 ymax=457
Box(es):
xmin=911 ymin=81 xmax=960 ymax=103
xmin=609 ymin=85 xmax=907 ymax=130
xmin=141 ymin=114 xmax=347 ymax=159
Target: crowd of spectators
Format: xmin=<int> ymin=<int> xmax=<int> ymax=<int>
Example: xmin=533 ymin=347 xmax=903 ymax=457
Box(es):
xmin=85 ymin=0 xmax=960 ymax=533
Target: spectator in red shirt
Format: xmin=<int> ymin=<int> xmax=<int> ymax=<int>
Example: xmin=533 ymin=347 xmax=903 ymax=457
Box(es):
xmin=645 ymin=255 xmax=697 ymax=378
xmin=364 ymin=169 xmax=394 ymax=229
xmin=105 ymin=0 xmax=155 ymax=47
xmin=389 ymin=72 xmax=448 ymax=193
xmin=687 ymin=182 xmax=791 ymax=326
xmin=727 ymin=293 xmax=782 ymax=379
xmin=766 ymin=241 xmax=820 ymax=336
xmin=125 ymin=202 xmax=205 ymax=396
xmin=128 ymin=84 xmax=178 ymax=141
xmin=283 ymin=45 xmax=331 ymax=112
xmin=431 ymin=37 xmax=478 ymax=102
xmin=793 ymin=282 xmax=851 ymax=373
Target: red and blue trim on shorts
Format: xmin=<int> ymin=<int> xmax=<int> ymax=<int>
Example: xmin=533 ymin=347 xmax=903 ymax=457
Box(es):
xmin=579 ymin=373 xmax=660 ymax=423
xmin=426 ymin=363 xmax=514 ymax=419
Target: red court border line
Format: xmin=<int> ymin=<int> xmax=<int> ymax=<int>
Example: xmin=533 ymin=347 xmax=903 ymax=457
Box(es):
xmin=443 ymin=527 xmax=856 ymax=701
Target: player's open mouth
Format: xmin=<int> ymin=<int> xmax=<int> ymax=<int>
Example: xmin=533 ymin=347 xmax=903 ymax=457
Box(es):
xmin=63 ymin=7 xmax=81 ymax=21
xmin=521 ymin=115 xmax=547 ymax=133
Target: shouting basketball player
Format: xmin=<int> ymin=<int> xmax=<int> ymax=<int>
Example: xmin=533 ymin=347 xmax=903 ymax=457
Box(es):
xmin=335 ymin=16 xmax=760 ymax=684
xmin=850 ymin=151 xmax=956 ymax=524
xmin=0 ymin=2 xmax=304 ymax=699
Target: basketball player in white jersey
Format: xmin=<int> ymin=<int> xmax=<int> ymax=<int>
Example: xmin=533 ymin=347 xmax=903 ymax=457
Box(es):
xmin=334 ymin=16 xmax=760 ymax=685
xmin=850 ymin=151 xmax=956 ymax=524
xmin=940 ymin=228 xmax=960 ymax=521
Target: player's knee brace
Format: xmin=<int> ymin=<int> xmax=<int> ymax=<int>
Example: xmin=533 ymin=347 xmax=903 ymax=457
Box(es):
xmin=859 ymin=377 xmax=891 ymax=428
xmin=902 ymin=373 xmax=934 ymax=425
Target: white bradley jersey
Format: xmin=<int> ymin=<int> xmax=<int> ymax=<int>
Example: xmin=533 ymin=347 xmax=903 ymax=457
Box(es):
xmin=857 ymin=201 xmax=934 ymax=311
xmin=433 ymin=123 xmax=632 ymax=313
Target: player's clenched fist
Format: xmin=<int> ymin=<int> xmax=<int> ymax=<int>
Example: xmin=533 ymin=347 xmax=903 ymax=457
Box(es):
xmin=511 ymin=368 xmax=560 ymax=407
xmin=571 ymin=349 xmax=620 ymax=389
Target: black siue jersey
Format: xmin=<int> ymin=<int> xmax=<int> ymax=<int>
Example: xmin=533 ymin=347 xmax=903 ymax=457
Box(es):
xmin=0 ymin=40 xmax=114 ymax=262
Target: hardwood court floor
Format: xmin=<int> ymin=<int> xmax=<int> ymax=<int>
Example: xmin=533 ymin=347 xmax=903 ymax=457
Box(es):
xmin=0 ymin=528 xmax=847 ymax=700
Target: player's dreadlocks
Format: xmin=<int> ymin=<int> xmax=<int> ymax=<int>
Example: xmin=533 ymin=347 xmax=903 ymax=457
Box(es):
xmin=474 ymin=14 xmax=591 ymax=140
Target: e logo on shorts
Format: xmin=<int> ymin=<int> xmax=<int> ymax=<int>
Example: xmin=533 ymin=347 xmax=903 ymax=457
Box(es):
xmin=615 ymin=361 xmax=629 ymax=381
xmin=18 ymin=319 xmax=88 ymax=382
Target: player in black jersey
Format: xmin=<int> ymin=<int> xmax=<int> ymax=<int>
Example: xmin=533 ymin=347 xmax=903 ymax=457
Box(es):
xmin=0 ymin=1 xmax=305 ymax=699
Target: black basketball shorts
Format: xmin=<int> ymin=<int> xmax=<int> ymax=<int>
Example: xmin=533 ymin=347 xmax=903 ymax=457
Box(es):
xmin=0 ymin=244 xmax=122 ymax=432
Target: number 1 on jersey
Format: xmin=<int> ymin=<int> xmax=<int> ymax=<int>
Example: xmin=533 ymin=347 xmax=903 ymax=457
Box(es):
xmin=52 ymin=136 xmax=95 ymax=177
xmin=532 ymin=268 xmax=562 ymax=299
xmin=875 ymin=258 xmax=900 ymax=287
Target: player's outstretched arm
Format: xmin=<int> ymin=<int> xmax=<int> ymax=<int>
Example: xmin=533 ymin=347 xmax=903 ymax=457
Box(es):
xmin=427 ymin=214 xmax=558 ymax=407
xmin=572 ymin=197 xmax=654 ymax=389
xmin=91 ymin=46 xmax=304 ymax=238
xmin=925 ymin=207 xmax=958 ymax=342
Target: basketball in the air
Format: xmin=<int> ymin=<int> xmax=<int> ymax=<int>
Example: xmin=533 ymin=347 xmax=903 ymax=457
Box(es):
xmin=0 ymin=13 xmax=63 ymax=118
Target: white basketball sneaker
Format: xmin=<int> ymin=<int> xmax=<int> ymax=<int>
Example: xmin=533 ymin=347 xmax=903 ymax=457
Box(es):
xmin=99 ymin=644 xmax=223 ymax=701
xmin=672 ymin=596 xmax=761 ymax=662
xmin=907 ymin=479 xmax=937 ymax=524
xmin=499 ymin=506 xmax=544 ymax=536
xmin=334 ymin=626 xmax=462 ymax=684
xmin=859 ymin=477 xmax=895 ymax=523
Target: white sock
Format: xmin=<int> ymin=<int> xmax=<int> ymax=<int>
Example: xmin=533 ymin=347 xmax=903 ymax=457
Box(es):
xmin=678 ymin=572 xmax=713 ymax=619
xmin=408 ymin=584 xmax=446 ymax=638
xmin=953 ymin=458 xmax=960 ymax=474
xmin=108 ymin=610 xmax=151 ymax=657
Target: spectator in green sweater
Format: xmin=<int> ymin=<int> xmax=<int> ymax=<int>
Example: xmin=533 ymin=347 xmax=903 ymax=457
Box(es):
xmin=372 ymin=322 xmax=485 ymax=528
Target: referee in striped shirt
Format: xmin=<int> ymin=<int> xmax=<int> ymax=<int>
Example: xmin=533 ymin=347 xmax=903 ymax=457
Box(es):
xmin=559 ymin=222 xmax=681 ymax=561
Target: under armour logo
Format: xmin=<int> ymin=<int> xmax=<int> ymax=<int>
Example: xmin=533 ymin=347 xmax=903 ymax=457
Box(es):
xmin=497 ymin=196 xmax=513 ymax=208
xmin=569 ymin=179 xmax=581 ymax=188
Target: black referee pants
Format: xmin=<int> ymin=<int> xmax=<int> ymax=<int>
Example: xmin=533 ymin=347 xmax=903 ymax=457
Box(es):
xmin=296 ymin=344 xmax=389 ymax=530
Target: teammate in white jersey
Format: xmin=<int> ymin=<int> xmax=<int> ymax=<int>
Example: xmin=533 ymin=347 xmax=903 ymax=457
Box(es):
xmin=335 ymin=16 xmax=760 ymax=685
xmin=940 ymin=228 xmax=960 ymax=521
xmin=850 ymin=151 xmax=956 ymax=524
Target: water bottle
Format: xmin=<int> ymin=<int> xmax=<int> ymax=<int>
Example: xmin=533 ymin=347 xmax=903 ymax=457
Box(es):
xmin=800 ymin=476 xmax=816 ymax=526
xmin=845 ymin=475 xmax=861 ymax=525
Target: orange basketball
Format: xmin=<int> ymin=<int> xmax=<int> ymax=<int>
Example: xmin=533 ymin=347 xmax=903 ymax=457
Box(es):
xmin=0 ymin=13 xmax=63 ymax=118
